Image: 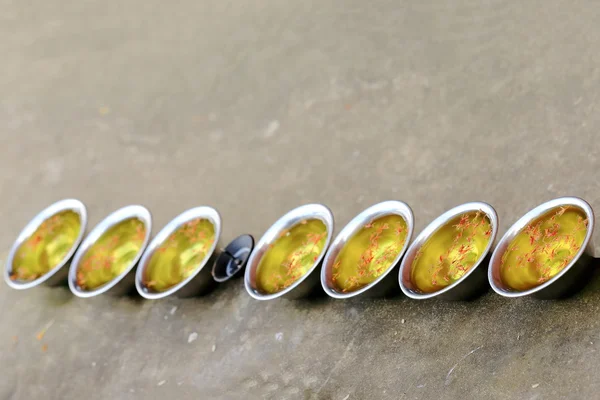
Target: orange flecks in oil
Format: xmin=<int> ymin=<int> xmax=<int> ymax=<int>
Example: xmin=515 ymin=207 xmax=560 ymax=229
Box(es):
xmin=76 ymin=218 xmax=146 ymax=290
xmin=143 ymin=218 xmax=215 ymax=292
xmin=411 ymin=211 xmax=492 ymax=293
xmin=332 ymin=214 xmax=408 ymax=293
xmin=11 ymin=210 xmax=81 ymax=282
xmin=500 ymin=206 xmax=588 ymax=291
xmin=256 ymin=219 xmax=328 ymax=294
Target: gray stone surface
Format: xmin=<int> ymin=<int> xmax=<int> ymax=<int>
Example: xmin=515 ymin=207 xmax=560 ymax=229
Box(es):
xmin=2 ymin=0 xmax=600 ymax=398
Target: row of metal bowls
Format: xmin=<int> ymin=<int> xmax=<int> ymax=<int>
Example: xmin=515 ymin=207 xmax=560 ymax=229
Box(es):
xmin=4 ymin=201 xmax=222 ymax=299
xmin=3 ymin=197 xmax=596 ymax=300
xmin=246 ymin=197 xmax=595 ymax=300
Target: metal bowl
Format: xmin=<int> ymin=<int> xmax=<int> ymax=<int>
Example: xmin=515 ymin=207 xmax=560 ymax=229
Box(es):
xmin=68 ymin=205 xmax=152 ymax=298
xmin=321 ymin=201 xmax=414 ymax=298
xmin=489 ymin=197 xmax=595 ymax=299
xmin=4 ymin=199 xmax=87 ymax=289
xmin=245 ymin=204 xmax=334 ymax=300
xmin=135 ymin=206 xmax=221 ymax=299
xmin=399 ymin=202 xmax=498 ymax=300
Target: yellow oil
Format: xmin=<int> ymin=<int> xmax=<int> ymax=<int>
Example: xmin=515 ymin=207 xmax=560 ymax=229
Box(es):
xmin=11 ymin=210 xmax=82 ymax=282
xmin=411 ymin=211 xmax=492 ymax=293
xmin=500 ymin=206 xmax=587 ymax=291
xmin=256 ymin=219 xmax=328 ymax=294
xmin=332 ymin=214 xmax=408 ymax=293
xmin=76 ymin=218 xmax=146 ymax=290
xmin=143 ymin=218 xmax=215 ymax=292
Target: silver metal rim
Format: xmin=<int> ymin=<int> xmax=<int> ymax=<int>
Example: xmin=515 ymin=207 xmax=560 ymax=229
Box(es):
xmin=488 ymin=197 xmax=595 ymax=298
xmin=68 ymin=205 xmax=152 ymax=298
xmin=399 ymin=202 xmax=499 ymax=299
xmin=4 ymin=199 xmax=88 ymax=290
xmin=320 ymin=200 xmax=414 ymax=299
xmin=244 ymin=204 xmax=334 ymax=300
xmin=135 ymin=206 xmax=221 ymax=299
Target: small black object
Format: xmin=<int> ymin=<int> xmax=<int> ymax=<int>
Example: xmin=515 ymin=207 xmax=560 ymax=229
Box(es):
xmin=212 ymin=234 xmax=254 ymax=282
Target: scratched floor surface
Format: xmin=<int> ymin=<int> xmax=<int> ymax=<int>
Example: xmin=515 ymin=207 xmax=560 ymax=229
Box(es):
xmin=2 ymin=0 xmax=600 ymax=399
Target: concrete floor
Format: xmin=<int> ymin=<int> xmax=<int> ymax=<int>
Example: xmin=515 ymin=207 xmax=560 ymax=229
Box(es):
xmin=2 ymin=0 xmax=600 ymax=398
